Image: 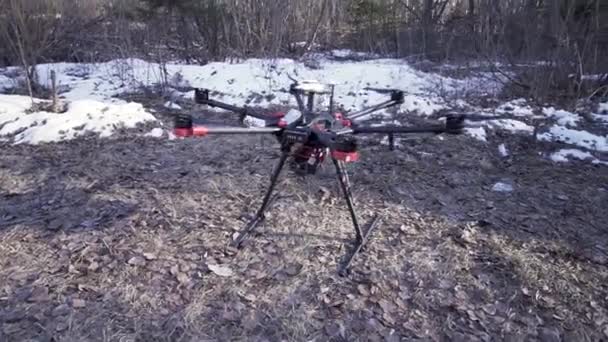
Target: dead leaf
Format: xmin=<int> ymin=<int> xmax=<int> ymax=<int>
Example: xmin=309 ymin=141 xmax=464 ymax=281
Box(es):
xmin=357 ymin=284 xmax=370 ymax=296
xmin=88 ymin=261 xmax=100 ymax=272
xmin=128 ymin=256 xmax=146 ymax=267
xmin=55 ymin=321 xmax=69 ymax=332
xmin=170 ymin=265 xmax=180 ymax=276
xmin=242 ymin=293 xmax=257 ymax=302
xmin=143 ymin=253 xmax=157 ymax=260
xmin=72 ymin=299 xmax=86 ymax=308
xmin=208 ymin=264 xmax=233 ymax=277
xmin=482 ymin=304 xmax=497 ymax=316
xmin=176 ymin=272 xmax=190 ymax=284
xmin=379 ymin=299 xmax=396 ymax=313
xmin=382 ymin=312 xmax=396 ymax=325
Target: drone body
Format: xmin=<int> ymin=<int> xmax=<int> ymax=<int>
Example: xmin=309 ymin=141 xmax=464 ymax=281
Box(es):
xmin=174 ymin=80 xmax=465 ymax=275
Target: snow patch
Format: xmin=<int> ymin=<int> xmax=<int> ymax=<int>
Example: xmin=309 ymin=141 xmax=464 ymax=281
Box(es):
xmin=549 ymin=149 xmax=608 ymax=166
xmin=538 ymin=126 xmax=608 ymax=152
xmin=0 ymin=94 xmax=156 ymax=144
xmin=0 ymin=57 xmax=478 ymax=121
xmin=592 ymin=113 xmax=608 ymax=124
xmin=164 ymin=101 xmax=182 ymax=110
xmin=497 ymin=99 xmax=535 ymax=117
xmin=492 ymin=182 xmax=514 ymax=193
xmin=465 ymin=127 xmax=487 ymax=142
xmin=542 ymin=107 xmax=581 ymax=127
xmin=599 ymin=102 xmax=608 ymax=114
xmin=487 ymin=119 xmax=535 ymax=134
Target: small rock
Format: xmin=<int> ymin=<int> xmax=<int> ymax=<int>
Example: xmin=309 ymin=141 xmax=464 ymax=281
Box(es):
xmin=52 ymin=304 xmax=70 ymax=317
xmin=498 ymin=144 xmax=510 ymax=157
xmin=492 ymin=182 xmax=514 ymax=193
xmin=55 ymin=321 xmax=69 ymax=332
xmin=128 ymin=256 xmax=146 ymax=267
xmin=208 ymin=264 xmax=233 ymax=277
xmin=557 ymin=195 xmax=569 ymax=201
xmin=88 ymin=261 xmax=100 ymax=272
xmin=482 ymin=304 xmax=497 ymax=316
xmin=143 ymin=253 xmax=157 ymax=261
xmin=72 ymin=299 xmax=86 ymax=308
xmin=357 ymin=284 xmax=370 ymax=296
xmin=176 ymin=272 xmax=190 ymax=284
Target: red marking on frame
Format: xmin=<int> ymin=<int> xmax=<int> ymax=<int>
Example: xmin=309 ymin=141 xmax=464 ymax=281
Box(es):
xmin=332 ymin=151 xmax=359 ymax=162
xmin=174 ymin=128 xmax=192 ymax=137
xmin=192 ymin=126 xmax=209 ymax=136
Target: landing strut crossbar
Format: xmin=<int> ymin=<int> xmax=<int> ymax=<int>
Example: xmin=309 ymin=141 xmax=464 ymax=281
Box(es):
xmin=229 ymin=144 xmax=380 ymax=276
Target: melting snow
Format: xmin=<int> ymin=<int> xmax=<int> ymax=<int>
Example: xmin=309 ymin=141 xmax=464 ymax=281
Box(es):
xmin=487 ymin=119 xmax=535 ymax=134
xmin=497 ymin=99 xmax=535 ymax=117
xmin=492 ymin=182 xmax=514 ymax=192
xmin=542 ymin=107 xmax=581 ymax=127
xmin=550 ymin=149 xmax=608 ymax=166
xmin=0 ymin=94 xmax=156 ymax=144
xmin=465 ymin=127 xmax=487 ymax=142
xmin=4 ymin=57 xmax=475 ymax=118
xmin=538 ymin=126 xmax=608 ymax=152
xmin=164 ymin=101 xmax=182 ymax=110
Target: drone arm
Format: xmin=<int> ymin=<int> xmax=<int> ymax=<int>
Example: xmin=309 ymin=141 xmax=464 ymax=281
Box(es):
xmin=352 ymin=124 xmax=445 ymax=135
xmin=351 ymin=115 xmax=465 ymax=135
xmin=195 ymin=89 xmax=273 ymax=120
xmin=174 ymin=114 xmax=282 ymax=137
xmin=347 ymin=91 xmax=404 ymax=121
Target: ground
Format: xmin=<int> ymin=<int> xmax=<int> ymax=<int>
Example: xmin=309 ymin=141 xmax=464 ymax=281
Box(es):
xmin=1 ymin=56 xmax=608 ymax=341
xmin=1 ymin=106 xmax=607 ymax=341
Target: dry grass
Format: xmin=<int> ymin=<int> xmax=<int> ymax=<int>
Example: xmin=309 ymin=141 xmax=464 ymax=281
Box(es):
xmin=1 ymin=128 xmax=607 ymax=341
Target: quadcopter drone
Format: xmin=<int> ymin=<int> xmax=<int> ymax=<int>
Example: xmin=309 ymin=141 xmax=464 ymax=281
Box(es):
xmin=174 ymin=80 xmax=472 ymax=275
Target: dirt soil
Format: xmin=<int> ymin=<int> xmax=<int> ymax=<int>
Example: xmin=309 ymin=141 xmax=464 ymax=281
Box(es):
xmin=1 ymin=107 xmax=608 ymax=341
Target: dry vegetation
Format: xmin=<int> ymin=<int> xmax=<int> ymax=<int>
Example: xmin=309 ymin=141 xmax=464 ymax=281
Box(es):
xmin=1 ymin=106 xmax=608 ymax=341
xmin=1 ymin=1 xmax=608 ymax=341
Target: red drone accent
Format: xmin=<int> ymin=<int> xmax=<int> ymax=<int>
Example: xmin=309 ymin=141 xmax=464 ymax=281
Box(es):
xmin=173 ymin=128 xmax=192 ymax=137
xmin=333 ymin=112 xmax=351 ymax=127
xmin=174 ymin=126 xmax=209 ymax=137
xmin=331 ymin=150 xmax=359 ymax=162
